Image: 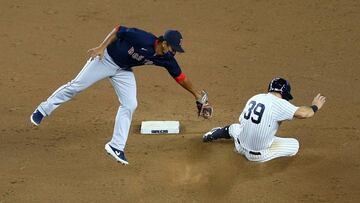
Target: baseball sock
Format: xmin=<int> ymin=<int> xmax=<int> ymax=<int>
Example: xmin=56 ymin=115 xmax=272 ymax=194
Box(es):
xmin=214 ymin=125 xmax=231 ymax=139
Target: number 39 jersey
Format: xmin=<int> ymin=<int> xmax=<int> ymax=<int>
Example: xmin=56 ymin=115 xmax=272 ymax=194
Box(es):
xmin=237 ymin=93 xmax=299 ymax=151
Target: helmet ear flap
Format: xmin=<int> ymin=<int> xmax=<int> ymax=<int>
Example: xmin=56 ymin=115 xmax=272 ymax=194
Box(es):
xmin=281 ymin=84 xmax=293 ymax=101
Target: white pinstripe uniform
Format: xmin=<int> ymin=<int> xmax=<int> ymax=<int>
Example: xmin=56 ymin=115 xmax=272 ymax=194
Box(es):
xmin=229 ymin=93 xmax=300 ymax=162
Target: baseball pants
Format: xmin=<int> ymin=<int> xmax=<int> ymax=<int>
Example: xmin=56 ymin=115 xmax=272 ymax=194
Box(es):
xmin=229 ymin=124 xmax=299 ymax=162
xmin=37 ymin=49 xmax=137 ymax=151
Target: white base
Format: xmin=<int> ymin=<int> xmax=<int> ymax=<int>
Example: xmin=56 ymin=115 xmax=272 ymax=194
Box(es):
xmin=140 ymin=121 xmax=180 ymax=134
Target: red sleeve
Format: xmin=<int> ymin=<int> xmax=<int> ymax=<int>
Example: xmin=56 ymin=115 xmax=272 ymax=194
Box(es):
xmin=174 ymin=72 xmax=186 ymax=83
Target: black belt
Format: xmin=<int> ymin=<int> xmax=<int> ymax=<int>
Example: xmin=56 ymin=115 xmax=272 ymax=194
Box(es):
xmin=249 ymin=151 xmax=261 ymax=155
xmin=237 ymin=138 xmax=261 ymax=155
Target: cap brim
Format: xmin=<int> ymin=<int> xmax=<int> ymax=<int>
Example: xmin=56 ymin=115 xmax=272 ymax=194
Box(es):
xmin=172 ymin=45 xmax=185 ymax=53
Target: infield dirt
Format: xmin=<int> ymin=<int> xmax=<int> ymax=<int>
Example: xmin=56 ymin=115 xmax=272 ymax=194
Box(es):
xmin=1 ymin=0 xmax=359 ymax=202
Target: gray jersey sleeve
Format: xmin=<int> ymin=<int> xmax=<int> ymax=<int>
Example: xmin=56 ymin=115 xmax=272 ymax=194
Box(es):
xmin=272 ymin=98 xmax=299 ymax=121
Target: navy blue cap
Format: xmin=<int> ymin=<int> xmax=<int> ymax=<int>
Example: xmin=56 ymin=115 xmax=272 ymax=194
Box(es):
xmin=164 ymin=30 xmax=184 ymax=53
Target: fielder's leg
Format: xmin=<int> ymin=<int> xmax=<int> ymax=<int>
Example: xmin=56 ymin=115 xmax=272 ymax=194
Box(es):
xmin=108 ymin=68 xmax=137 ymax=152
xmin=33 ymin=56 xmax=117 ymax=125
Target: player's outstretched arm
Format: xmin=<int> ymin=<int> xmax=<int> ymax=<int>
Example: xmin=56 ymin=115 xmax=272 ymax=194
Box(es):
xmin=176 ymin=77 xmax=202 ymax=100
xmin=177 ymin=77 xmax=213 ymax=119
xmin=87 ymin=27 xmax=118 ymax=60
xmin=294 ymin=93 xmax=326 ymax=119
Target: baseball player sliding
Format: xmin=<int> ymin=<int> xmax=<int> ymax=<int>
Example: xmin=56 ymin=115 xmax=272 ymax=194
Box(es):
xmin=30 ymin=25 xmax=212 ymax=165
xmin=203 ymin=78 xmax=326 ymax=162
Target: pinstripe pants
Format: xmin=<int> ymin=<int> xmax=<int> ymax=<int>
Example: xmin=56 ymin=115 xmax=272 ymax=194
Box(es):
xmin=230 ymin=124 xmax=299 ymax=162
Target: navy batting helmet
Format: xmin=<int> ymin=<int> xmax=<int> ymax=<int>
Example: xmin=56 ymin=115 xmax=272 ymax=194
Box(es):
xmin=268 ymin=78 xmax=293 ymax=101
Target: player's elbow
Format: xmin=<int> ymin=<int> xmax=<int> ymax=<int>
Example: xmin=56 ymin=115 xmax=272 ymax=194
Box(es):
xmin=174 ymin=73 xmax=186 ymax=83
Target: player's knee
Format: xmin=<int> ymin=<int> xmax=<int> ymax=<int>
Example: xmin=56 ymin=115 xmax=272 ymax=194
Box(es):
xmin=66 ymin=81 xmax=88 ymax=94
xmin=290 ymin=138 xmax=300 ymax=156
xmin=123 ymin=100 xmax=137 ymax=112
xmin=229 ymin=123 xmax=241 ymax=138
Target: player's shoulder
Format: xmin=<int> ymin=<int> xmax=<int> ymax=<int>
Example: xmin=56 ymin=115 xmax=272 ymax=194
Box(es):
xmin=249 ymin=93 xmax=289 ymax=105
xmin=250 ymin=93 xmax=268 ymax=100
xmin=269 ymin=93 xmax=295 ymax=108
xmin=135 ymin=27 xmax=156 ymax=37
xmin=244 ymin=93 xmax=266 ymax=105
xmin=122 ymin=26 xmax=157 ymax=38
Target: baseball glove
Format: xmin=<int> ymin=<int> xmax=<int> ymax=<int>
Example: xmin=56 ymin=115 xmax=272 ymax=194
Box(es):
xmin=196 ymin=90 xmax=213 ymax=119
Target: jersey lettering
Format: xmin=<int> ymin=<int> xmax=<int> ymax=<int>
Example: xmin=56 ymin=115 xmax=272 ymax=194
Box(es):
xmin=128 ymin=47 xmax=134 ymax=55
xmin=128 ymin=47 xmax=145 ymax=62
xmin=144 ymin=59 xmax=153 ymax=65
xmin=251 ymin=103 xmax=265 ymax=124
xmin=238 ymin=93 xmax=299 ymax=151
xmin=243 ymin=101 xmax=266 ymax=124
xmin=244 ymin=101 xmax=256 ymax=120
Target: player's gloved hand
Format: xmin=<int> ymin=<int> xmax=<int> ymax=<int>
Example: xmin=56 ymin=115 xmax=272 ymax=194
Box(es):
xmin=196 ymin=90 xmax=213 ymax=119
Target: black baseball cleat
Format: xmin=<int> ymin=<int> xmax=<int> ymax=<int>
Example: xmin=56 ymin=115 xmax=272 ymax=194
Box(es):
xmin=202 ymin=127 xmax=222 ymax=142
xmin=105 ymin=142 xmax=129 ymax=165
xmin=30 ymin=110 xmax=44 ymax=126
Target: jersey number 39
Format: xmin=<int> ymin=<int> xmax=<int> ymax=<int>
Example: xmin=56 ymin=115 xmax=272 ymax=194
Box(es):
xmin=243 ymin=101 xmax=265 ymax=124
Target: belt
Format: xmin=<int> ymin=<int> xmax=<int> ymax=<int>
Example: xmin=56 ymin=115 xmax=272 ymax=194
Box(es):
xmin=237 ymin=138 xmax=262 ymax=155
xmin=249 ymin=151 xmax=261 ymax=155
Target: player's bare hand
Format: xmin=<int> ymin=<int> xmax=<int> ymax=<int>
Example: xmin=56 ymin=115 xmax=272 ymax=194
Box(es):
xmin=312 ymin=93 xmax=326 ymax=110
xmin=87 ymin=46 xmax=105 ymax=61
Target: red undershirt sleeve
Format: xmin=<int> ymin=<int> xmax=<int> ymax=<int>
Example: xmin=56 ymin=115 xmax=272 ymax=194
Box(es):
xmin=174 ymin=72 xmax=186 ymax=83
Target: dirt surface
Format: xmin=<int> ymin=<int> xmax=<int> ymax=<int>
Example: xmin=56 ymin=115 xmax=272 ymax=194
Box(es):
xmin=1 ymin=0 xmax=360 ymax=202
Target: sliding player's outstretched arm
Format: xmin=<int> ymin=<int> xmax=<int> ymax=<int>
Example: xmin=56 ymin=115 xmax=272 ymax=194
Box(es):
xmin=294 ymin=93 xmax=326 ymax=119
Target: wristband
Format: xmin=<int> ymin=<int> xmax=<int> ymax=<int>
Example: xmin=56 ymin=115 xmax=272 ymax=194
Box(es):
xmin=311 ymin=105 xmax=318 ymax=113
